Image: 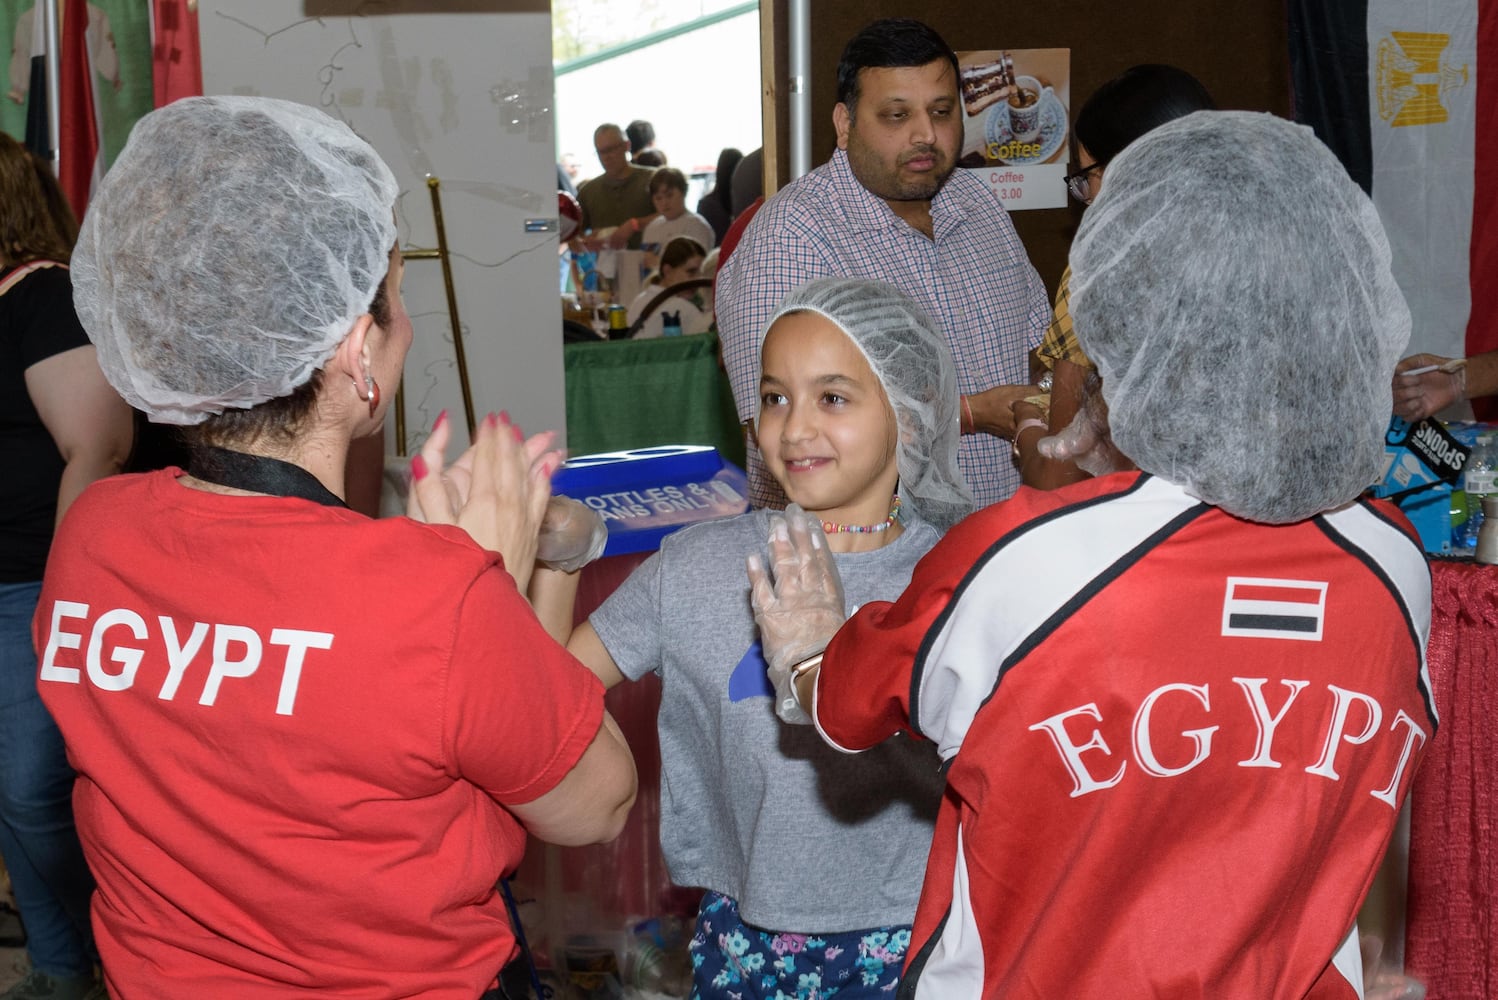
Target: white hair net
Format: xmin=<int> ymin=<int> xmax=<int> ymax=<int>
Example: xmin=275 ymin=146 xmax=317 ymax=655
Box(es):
xmin=1069 ymin=110 xmax=1411 ymax=523
xmin=760 ymin=277 xmax=974 ymax=530
xmin=72 ymin=96 xmax=399 ymax=424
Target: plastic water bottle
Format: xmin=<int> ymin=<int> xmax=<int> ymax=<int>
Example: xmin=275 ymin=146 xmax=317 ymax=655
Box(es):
xmin=623 ymin=916 xmax=692 ymax=995
xmin=1462 ymin=434 xmax=1498 ymax=549
xmin=661 ymin=309 xmax=682 ymax=338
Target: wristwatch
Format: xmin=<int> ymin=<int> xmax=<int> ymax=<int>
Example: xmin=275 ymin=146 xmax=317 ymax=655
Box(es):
xmin=789 ymin=653 xmax=824 ymax=708
xmin=1037 ymin=371 xmax=1054 ymax=393
xmin=790 ymin=653 xmax=824 ymax=682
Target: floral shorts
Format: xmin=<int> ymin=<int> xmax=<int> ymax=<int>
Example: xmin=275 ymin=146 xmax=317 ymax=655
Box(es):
xmin=689 ymin=891 xmax=910 ymax=1000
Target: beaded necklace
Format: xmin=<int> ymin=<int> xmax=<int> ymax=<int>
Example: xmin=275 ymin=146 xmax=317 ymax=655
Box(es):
xmin=822 ymin=494 xmax=902 ymax=535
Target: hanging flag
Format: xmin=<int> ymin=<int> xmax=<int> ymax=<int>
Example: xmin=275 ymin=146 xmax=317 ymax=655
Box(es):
xmin=57 ymin=0 xmax=101 ymax=216
xmin=1368 ymin=9 xmax=1480 ymax=375
xmin=1286 ymin=1 xmax=1372 ymax=193
xmin=1470 ymin=7 xmax=1498 ymax=398
xmin=1294 ymin=7 xmax=1498 ymax=996
xmin=150 ymin=0 xmax=200 ymax=107
xmin=50 ymin=0 xmax=154 ymax=215
xmin=16 ymin=2 xmax=50 ymax=157
xmin=1289 ymin=0 xmax=1492 ymax=414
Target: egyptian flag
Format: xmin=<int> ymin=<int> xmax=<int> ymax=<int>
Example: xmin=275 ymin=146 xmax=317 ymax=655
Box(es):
xmin=20 ymin=2 xmax=49 ymax=158
xmin=1219 ymin=577 xmax=1328 ymax=641
xmin=46 ymin=1 xmax=199 ymax=216
xmin=1289 ymin=0 xmax=1495 ymax=415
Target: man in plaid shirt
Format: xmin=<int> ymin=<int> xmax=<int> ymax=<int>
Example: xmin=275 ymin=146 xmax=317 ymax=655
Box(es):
xmin=717 ymin=17 xmax=1050 ymax=509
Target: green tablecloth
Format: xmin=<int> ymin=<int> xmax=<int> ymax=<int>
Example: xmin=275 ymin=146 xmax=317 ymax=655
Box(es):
xmin=564 ymin=332 xmax=746 ymax=467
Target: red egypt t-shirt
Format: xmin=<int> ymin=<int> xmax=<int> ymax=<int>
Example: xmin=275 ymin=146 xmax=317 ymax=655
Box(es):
xmin=35 ymin=470 xmax=605 ymax=999
xmin=814 ymin=472 xmax=1435 ymax=999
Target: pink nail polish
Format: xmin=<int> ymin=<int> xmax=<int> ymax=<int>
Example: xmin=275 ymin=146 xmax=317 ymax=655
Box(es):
xmin=499 ymin=409 xmax=511 ymax=425
xmin=411 ymin=454 xmax=428 ymax=481
xmin=512 ymin=424 xmax=524 ymax=442
xmin=434 ymin=409 xmax=448 ymax=429
xmin=485 ymin=412 xmax=498 ymax=429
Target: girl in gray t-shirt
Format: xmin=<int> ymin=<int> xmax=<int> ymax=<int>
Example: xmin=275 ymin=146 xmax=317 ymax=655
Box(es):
xmin=544 ymin=277 xmax=973 ymax=999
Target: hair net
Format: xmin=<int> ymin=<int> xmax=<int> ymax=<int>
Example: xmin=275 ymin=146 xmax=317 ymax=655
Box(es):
xmin=72 ymin=96 xmax=399 ymax=424
xmin=1068 ymin=110 xmax=1411 ymax=523
xmin=761 ymin=277 xmax=974 ymax=530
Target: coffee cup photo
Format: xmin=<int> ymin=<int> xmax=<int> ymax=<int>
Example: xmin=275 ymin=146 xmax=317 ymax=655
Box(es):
xmin=1007 ymin=74 xmax=1052 ymax=144
xmin=958 ymin=47 xmax=1073 ymax=182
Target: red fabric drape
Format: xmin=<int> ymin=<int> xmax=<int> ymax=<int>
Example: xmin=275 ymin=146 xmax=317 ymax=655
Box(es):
xmin=1470 ymin=3 xmax=1498 ymax=422
xmin=56 ymin=0 xmax=96 ymax=219
xmin=1405 ymin=561 xmax=1498 ymax=998
xmin=151 ymin=0 xmax=202 ymax=108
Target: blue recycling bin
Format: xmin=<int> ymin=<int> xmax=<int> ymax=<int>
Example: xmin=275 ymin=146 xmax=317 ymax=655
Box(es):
xmin=552 ymin=445 xmax=749 ymax=557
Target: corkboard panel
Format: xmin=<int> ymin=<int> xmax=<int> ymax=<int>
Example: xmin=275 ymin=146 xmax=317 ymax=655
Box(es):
xmin=765 ymin=0 xmax=1290 ymax=296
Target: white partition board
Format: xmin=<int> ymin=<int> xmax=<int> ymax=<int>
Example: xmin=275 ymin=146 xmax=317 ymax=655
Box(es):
xmin=199 ymin=1 xmax=564 ymax=454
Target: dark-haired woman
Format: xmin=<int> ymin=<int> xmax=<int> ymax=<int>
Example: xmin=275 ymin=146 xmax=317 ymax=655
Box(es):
xmin=1014 ymin=65 xmax=1215 ymax=488
xmin=697 ymin=147 xmax=743 ymax=246
xmin=0 ymin=133 xmax=133 ymax=1000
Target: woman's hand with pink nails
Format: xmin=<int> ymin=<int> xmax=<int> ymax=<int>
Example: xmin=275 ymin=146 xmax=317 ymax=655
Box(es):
xmin=406 ymin=409 xmax=467 ymax=523
xmin=407 ymin=408 xmax=566 ymax=591
xmin=462 ymin=417 xmax=558 ymax=591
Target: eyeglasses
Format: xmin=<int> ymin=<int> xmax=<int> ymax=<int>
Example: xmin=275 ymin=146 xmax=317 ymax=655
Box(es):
xmin=1064 ymin=161 xmax=1105 ymax=204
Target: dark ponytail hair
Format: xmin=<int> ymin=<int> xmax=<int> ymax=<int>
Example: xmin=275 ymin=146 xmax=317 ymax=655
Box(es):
xmin=1074 ymin=65 xmax=1216 ymax=166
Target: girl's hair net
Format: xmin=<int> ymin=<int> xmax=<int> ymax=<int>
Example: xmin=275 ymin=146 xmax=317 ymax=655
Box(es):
xmin=72 ymin=96 xmax=399 ymax=425
xmin=1068 ymin=110 xmax=1411 ymax=524
xmin=761 ymin=277 xmax=974 ymax=530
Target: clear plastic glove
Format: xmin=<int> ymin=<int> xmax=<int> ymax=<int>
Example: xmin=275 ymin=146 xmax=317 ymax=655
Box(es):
xmin=406 ymin=409 xmax=561 ymax=592
xmin=536 ymin=495 xmax=608 ymax=572
xmin=746 ymin=504 xmax=846 ymax=724
xmin=1360 ymin=933 xmax=1427 ymax=1000
xmin=1037 ymin=399 xmax=1130 ymax=478
xmin=1392 ymin=353 xmax=1466 ymax=423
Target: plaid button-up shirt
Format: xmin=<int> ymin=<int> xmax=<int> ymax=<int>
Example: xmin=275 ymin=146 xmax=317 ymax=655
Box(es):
xmin=1037 ymin=265 xmax=1094 ymax=372
xmin=717 ymin=149 xmax=1050 ymax=509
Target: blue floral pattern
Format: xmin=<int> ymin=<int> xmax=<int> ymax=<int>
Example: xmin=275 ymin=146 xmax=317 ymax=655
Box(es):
xmin=689 ymin=892 xmax=909 ymax=999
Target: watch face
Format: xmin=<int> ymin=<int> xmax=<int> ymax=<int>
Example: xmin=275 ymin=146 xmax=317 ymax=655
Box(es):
xmin=1038 ymin=371 xmax=1054 ymax=393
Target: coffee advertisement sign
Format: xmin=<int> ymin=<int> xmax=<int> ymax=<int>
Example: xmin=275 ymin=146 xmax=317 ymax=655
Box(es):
xmin=956 ymin=49 xmax=1071 ymax=210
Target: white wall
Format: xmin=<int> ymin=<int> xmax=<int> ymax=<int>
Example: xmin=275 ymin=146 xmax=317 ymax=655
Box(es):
xmin=199 ymin=0 xmax=565 ymax=454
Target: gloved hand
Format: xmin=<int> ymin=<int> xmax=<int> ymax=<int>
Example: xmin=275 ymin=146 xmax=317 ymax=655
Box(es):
xmin=536 ymin=495 xmax=608 ymax=572
xmin=1360 ymin=933 xmax=1427 ymax=1000
xmin=746 ymin=504 xmax=846 ymax=724
xmin=1037 ymin=399 xmax=1129 ymax=478
xmin=1392 ymin=353 xmax=1466 ymax=423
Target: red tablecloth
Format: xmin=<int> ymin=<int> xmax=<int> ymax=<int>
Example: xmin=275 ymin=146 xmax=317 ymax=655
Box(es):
xmin=1405 ymin=561 xmax=1498 ymax=999
xmin=510 ymin=552 xmax=699 ymax=963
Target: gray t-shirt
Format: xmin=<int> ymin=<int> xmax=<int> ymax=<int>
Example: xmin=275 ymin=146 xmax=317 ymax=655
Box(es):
xmin=590 ymin=509 xmax=944 ymax=933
